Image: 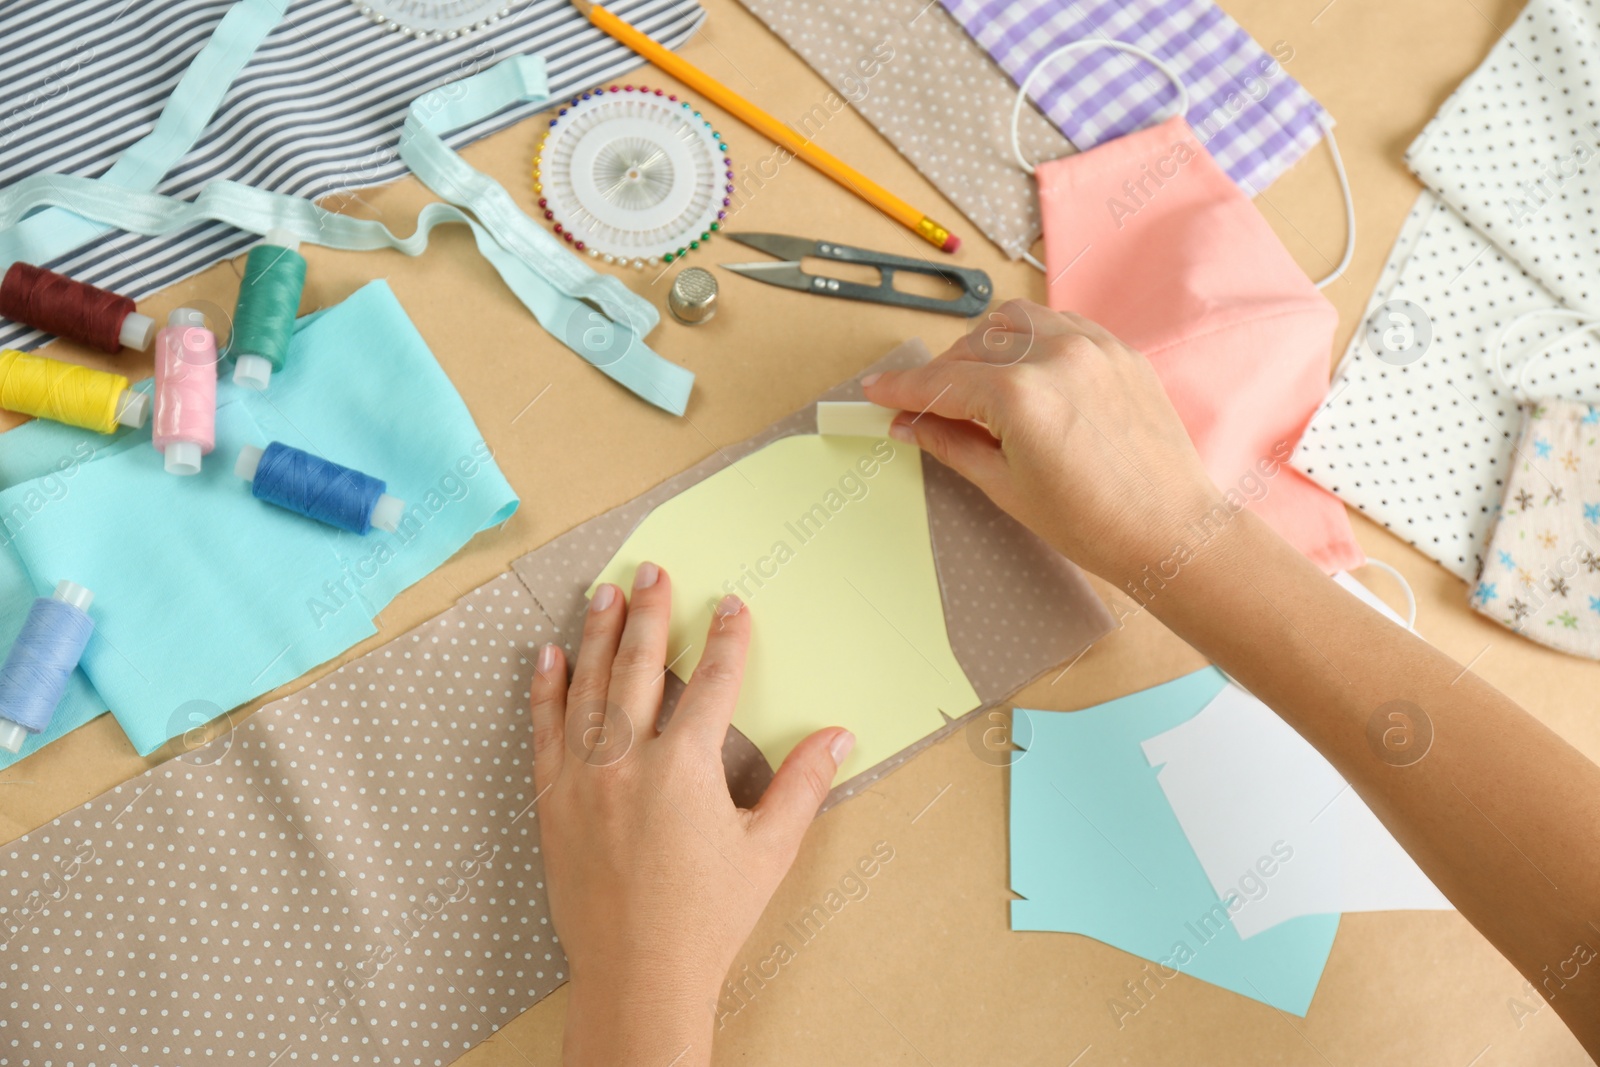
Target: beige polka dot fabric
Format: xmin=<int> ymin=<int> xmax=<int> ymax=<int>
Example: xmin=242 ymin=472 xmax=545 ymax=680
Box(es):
xmin=0 ymin=573 xmax=565 ymax=1065
xmin=1 ymin=343 xmax=1115 ymax=1057
xmin=512 ymin=339 xmax=1116 ymax=810
xmin=734 ymin=0 xmax=1072 ymax=259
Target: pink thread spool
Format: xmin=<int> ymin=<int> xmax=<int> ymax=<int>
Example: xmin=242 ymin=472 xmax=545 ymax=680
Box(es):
xmin=153 ymin=307 xmax=217 ymax=475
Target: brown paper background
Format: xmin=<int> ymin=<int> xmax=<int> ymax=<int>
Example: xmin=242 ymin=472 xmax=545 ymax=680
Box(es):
xmin=4 ymin=0 xmax=1598 ymax=1062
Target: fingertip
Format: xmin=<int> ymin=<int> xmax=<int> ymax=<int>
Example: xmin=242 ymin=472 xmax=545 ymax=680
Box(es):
xmin=590 ymin=582 xmax=619 ymax=614
xmin=826 ymin=728 xmax=856 ymax=770
xmin=888 ymin=414 xmax=916 ymax=444
xmin=860 ymin=369 xmax=895 ymax=404
xmin=633 ymin=561 xmax=661 ymax=591
xmin=535 ymin=641 xmax=565 ymax=683
xmin=710 ymin=594 xmax=749 ymax=639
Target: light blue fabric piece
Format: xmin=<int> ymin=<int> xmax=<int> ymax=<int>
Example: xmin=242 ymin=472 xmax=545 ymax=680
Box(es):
xmin=0 ymin=55 xmax=694 ymax=416
xmin=1009 ymin=670 xmax=1339 ymax=1016
xmin=0 ymin=281 xmax=517 ymax=761
xmin=0 ymin=0 xmax=289 ymax=269
xmin=0 ymin=410 xmax=152 ymax=763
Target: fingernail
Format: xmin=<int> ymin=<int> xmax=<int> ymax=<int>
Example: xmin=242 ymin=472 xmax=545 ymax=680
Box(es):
xmin=828 ymin=730 xmax=856 ymax=767
xmin=716 ymin=594 xmax=743 ymax=618
xmin=860 ymin=372 xmax=881 ymax=387
xmin=634 ymin=561 xmax=660 ymax=590
xmin=591 ymin=584 xmax=617 ymax=613
xmin=889 ymin=420 xmax=915 ymax=443
xmin=537 ymin=642 xmax=558 ymax=673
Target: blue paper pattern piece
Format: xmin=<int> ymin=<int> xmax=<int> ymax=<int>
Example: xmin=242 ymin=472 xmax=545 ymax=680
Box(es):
xmin=0 ymin=281 xmax=517 ymax=763
xmin=1009 ymin=670 xmax=1339 ymax=1016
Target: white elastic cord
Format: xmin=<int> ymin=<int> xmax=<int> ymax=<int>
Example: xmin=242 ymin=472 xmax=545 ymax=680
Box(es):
xmin=1021 ymin=250 xmax=1046 ymax=272
xmin=1491 ymin=307 xmax=1600 ymax=401
xmin=1361 ymin=559 xmax=1417 ymax=631
xmin=1313 ymin=126 xmax=1356 ymax=289
xmin=1009 ymin=40 xmax=1190 ymax=175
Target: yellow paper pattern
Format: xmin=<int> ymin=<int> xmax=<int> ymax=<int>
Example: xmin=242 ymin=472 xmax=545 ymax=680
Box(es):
xmin=590 ymin=434 xmax=979 ymax=780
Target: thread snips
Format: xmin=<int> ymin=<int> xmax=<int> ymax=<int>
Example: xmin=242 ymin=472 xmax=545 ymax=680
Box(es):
xmin=720 ymin=233 xmax=992 ymax=317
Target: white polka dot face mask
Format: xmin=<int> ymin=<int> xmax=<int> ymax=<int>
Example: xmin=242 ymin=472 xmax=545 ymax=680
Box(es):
xmin=1294 ymin=193 xmax=1600 ymax=581
xmin=1294 ymin=0 xmax=1600 ymax=581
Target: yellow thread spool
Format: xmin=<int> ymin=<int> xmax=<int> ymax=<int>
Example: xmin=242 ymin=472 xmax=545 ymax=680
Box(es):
xmin=0 ymin=349 xmax=147 ymax=433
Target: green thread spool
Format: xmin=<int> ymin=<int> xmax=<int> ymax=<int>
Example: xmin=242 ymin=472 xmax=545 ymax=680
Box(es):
xmin=231 ymin=228 xmax=307 ymax=391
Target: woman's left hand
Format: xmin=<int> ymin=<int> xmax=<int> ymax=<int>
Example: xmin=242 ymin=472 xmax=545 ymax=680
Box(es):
xmin=531 ymin=561 xmax=855 ymax=1067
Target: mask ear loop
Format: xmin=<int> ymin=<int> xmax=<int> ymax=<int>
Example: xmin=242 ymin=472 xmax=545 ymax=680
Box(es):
xmin=1491 ymin=307 xmax=1600 ymax=402
xmin=1360 ymin=559 xmax=1418 ymax=632
xmin=1010 ymin=40 xmax=1190 ymax=274
xmin=1313 ymin=123 xmax=1356 ymax=290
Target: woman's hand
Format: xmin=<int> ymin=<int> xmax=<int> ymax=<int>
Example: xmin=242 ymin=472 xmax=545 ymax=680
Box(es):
xmin=862 ymin=298 xmax=1222 ymax=589
xmin=531 ymin=563 xmax=854 ymax=1067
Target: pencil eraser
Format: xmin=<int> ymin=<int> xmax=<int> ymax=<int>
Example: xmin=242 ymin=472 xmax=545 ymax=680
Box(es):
xmin=942 ymin=234 xmax=960 ymax=253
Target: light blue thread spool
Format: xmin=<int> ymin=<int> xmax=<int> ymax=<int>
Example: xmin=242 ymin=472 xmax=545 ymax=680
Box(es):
xmin=0 ymin=581 xmax=95 ymax=753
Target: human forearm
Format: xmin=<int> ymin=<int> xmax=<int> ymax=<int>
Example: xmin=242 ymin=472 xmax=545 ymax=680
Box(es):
xmin=562 ymin=973 xmax=716 ymax=1067
xmin=1150 ymin=508 xmax=1600 ymax=1049
xmin=865 ymin=301 xmax=1600 ymax=1055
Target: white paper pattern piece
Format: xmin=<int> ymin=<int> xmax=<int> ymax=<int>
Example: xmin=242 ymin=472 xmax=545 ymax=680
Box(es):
xmin=1139 ymin=574 xmax=1452 ymax=938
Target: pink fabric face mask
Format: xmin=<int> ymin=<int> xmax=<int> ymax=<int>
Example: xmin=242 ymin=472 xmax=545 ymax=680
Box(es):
xmin=1012 ymin=42 xmax=1363 ymax=574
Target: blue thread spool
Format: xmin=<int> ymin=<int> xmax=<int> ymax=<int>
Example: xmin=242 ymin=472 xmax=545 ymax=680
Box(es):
xmin=0 ymin=581 xmax=95 ymax=753
xmin=235 ymin=442 xmax=405 ymax=535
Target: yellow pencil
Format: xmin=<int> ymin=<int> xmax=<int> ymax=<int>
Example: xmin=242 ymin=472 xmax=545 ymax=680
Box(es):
xmin=570 ymin=0 xmax=961 ymax=253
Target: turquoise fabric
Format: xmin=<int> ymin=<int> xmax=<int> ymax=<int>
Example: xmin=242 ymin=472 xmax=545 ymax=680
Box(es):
xmin=0 ymin=281 xmax=517 ymax=762
xmin=1009 ymin=670 xmax=1339 ymax=1016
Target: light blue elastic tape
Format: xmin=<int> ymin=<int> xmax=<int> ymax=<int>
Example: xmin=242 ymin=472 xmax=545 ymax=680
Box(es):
xmin=0 ymin=0 xmax=290 ymax=269
xmin=0 ymin=55 xmax=694 ymax=415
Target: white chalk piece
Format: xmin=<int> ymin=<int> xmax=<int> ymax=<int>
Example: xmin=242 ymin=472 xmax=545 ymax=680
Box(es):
xmin=816 ymin=401 xmax=896 ymax=438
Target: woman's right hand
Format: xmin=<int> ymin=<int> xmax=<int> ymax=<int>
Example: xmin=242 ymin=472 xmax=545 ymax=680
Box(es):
xmin=862 ymin=299 xmax=1223 ymax=589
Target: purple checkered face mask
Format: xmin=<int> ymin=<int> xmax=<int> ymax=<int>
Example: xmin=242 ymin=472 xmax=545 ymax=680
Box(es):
xmin=945 ymin=0 xmax=1329 ymax=196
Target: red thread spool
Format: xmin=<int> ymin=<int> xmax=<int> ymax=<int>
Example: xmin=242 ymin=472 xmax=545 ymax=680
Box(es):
xmin=0 ymin=263 xmax=155 ymax=354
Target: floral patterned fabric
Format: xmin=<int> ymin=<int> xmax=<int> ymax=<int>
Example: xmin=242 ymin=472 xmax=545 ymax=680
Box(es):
xmin=1472 ymin=399 xmax=1600 ymax=658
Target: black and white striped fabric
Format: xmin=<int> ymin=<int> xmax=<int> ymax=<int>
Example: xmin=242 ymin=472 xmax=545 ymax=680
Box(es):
xmin=0 ymin=0 xmax=704 ymax=352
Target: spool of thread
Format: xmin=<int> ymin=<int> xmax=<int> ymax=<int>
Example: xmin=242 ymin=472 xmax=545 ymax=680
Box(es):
xmin=153 ymin=307 xmax=218 ymax=476
xmin=0 ymin=348 xmax=149 ymax=432
xmin=236 ymin=442 xmax=405 ymax=535
xmin=231 ymin=229 xmax=307 ymax=391
xmin=0 ymin=581 xmax=95 ymax=754
xmin=0 ymin=263 xmax=155 ymax=353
